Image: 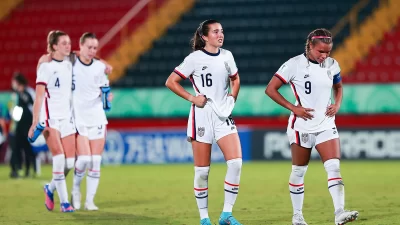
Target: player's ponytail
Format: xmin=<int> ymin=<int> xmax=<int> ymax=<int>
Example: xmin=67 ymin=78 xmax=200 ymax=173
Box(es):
xmin=190 ymin=19 xmax=219 ymax=51
xmin=47 ymin=30 xmax=68 ymax=53
xmin=305 ymin=28 xmax=333 ymax=58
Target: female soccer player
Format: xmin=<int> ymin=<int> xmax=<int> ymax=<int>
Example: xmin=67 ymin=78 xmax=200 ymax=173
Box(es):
xmin=265 ymin=28 xmax=359 ymax=225
xmin=29 ymin=30 xmax=75 ymax=212
xmin=70 ymin=32 xmax=112 ymax=211
xmin=165 ymin=20 xmax=243 ymax=225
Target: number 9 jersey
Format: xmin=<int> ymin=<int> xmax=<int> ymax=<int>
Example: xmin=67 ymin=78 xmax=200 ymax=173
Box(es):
xmin=274 ymin=54 xmax=342 ymax=133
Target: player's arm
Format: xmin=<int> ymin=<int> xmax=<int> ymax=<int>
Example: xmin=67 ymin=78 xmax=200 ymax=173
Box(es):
xmin=165 ymin=73 xmax=206 ymax=108
xmin=266 ymin=77 xmax=314 ymax=120
xmin=28 ymin=84 xmax=45 ymax=138
xmin=326 ymin=81 xmax=343 ymax=117
xmin=0 ymin=118 xmax=7 ymax=138
xmin=229 ymin=73 xmax=240 ymax=102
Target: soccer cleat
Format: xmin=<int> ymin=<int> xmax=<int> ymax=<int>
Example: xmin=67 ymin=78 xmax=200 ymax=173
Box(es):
xmin=43 ymin=184 xmax=54 ymax=211
xmin=71 ymin=191 xmax=81 ymax=210
xmin=335 ymin=209 xmax=359 ymax=225
xmin=84 ymin=202 xmax=99 ymax=211
xmin=200 ymin=218 xmax=213 ymax=225
xmin=292 ymin=213 xmax=308 ymax=225
xmin=219 ymin=212 xmax=242 ymax=225
xmin=60 ymin=203 xmax=74 ymax=212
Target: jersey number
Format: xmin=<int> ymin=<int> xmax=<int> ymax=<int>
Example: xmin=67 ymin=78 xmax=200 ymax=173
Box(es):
xmin=201 ymin=73 xmax=212 ymax=87
xmin=305 ymin=81 xmax=311 ymax=94
xmin=55 ymin=78 xmax=60 ymax=88
xmin=226 ymin=116 xmax=235 ymax=126
xmin=72 ymin=75 xmax=75 ymax=91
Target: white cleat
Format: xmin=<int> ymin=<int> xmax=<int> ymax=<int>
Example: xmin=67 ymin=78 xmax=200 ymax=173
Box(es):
xmin=335 ymin=209 xmax=359 ymax=225
xmin=292 ymin=213 xmax=308 ymax=225
xmin=71 ymin=191 xmax=81 ymax=210
xmin=84 ymin=202 xmax=99 ymax=211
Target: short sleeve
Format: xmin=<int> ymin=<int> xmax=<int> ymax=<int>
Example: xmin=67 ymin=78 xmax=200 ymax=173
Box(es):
xmin=174 ymin=54 xmax=195 ymax=79
xmin=274 ymin=58 xmax=296 ymax=84
xmin=36 ymin=63 xmax=51 ymax=86
xmin=94 ymin=62 xmax=109 ymax=87
xmin=328 ymin=58 xmax=341 ymax=84
xmin=227 ymin=51 xmax=238 ymax=78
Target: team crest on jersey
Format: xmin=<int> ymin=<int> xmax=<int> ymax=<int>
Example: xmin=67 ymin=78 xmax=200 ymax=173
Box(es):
xmin=327 ymin=70 xmax=333 ymax=80
xmin=224 ymin=62 xmax=231 ymax=75
xmin=301 ymin=133 xmax=309 ymax=143
xmin=198 ymin=127 xmax=205 ymax=137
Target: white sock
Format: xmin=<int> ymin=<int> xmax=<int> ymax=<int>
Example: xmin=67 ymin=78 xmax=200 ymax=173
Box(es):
xmin=324 ymin=159 xmax=345 ymax=214
xmin=223 ymin=158 xmax=242 ymax=213
xmin=289 ymin=165 xmax=308 ymax=215
xmin=194 ymin=166 xmax=210 ymax=219
xmin=52 ymin=154 xmax=69 ymax=203
xmin=86 ymin=155 xmax=101 ymax=204
xmin=64 ymin=157 xmax=75 ymax=177
xmin=49 ymin=180 xmax=56 ymax=193
xmin=72 ymin=155 xmax=91 ymax=193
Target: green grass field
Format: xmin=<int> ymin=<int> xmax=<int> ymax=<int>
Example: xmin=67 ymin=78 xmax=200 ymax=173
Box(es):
xmin=0 ymin=161 xmax=399 ymax=225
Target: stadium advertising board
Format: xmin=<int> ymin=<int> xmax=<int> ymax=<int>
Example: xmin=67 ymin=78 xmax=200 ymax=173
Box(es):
xmin=102 ymin=129 xmax=252 ymax=165
xmin=252 ymin=129 xmax=400 ymax=160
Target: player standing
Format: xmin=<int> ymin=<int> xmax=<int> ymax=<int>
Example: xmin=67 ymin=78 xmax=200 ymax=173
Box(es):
xmin=166 ymin=20 xmax=243 ymax=225
xmin=265 ymin=28 xmax=359 ymax=225
xmin=28 ymin=30 xmax=75 ymax=212
xmin=70 ymin=32 xmax=112 ymax=211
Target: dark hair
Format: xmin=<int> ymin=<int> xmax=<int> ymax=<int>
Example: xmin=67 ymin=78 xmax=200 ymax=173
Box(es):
xmin=80 ymin=32 xmax=97 ymax=44
xmin=47 ymin=30 xmax=68 ymax=53
xmin=190 ymin=19 xmax=219 ymax=51
xmin=305 ymin=28 xmax=333 ymax=57
xmin=13 ymin=72 xmax=28 ymax=86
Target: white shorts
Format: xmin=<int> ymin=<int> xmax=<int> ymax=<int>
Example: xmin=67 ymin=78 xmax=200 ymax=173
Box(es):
xmin=187 ymin=104 xmax=237 ymax=144
xmin=76 ymin=124 xmax=107 ymax=140
xmin=287 ymin=126 xmax=339 ymax=148
xmin=41 ymin=117 xmax=76 ymax=138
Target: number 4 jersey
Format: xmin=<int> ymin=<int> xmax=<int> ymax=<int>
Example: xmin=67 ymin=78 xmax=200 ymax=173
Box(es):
xmin=36 ymin=58 xmax=73 ymax=121
xmin=174 ymin=48 xmax=238 ymax=118
xmin=274 ymin=53 xmax=342 ymax=133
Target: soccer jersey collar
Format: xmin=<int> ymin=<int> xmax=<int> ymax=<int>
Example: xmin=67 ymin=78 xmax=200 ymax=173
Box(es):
xmin=52 ymin=58 xmax=63 ymax=62
xmin=202 ymin=48 xmax=220 ymax=56
xmin=78 ymin=56 xmax=94 ymax=66
xmin=303 ymin=53 xmax=319 ymax=64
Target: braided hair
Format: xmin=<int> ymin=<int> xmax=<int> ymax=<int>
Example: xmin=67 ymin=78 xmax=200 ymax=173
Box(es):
xmin=305 ymin=28 xmax=333 ymax=62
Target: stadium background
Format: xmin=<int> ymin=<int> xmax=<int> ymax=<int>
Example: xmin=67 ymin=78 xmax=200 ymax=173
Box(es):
xmin=0 ymin=0 xmax=399 ymax=224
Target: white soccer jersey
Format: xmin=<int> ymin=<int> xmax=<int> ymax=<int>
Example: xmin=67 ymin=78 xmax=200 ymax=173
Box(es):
xmin=174 ymin=48 xmax=238 ymax=118
xmin=36 ymin=59 xmax=73 ymax=121
xmin=275 ymin=53 xmax=342 ymax=133
xmin=72 ymin=57 xmax=108 ymax=127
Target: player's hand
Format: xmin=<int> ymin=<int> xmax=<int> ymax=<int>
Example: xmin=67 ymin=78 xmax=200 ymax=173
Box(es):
xmin=105 ymin=64 xmax=113 ymax=75
xmin=107 ymin=92 xmax=114 ymax=102
xmin=28 ymin=123 xmax=36 ymax=139
xmin=228 ymin=94 xmax=237 ymax=102
xmin=326 ymin=104 xmax=340 ymax=117
xmin=191 ymin=95 xmax=207 ymax=108
xmin=292 ymin=105 xmax=314 ymax=120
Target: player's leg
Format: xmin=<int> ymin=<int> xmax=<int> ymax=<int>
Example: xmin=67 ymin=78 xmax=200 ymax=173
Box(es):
xmin=189 ymin=105 xmax=213 ymax=225
xmin=43 ymin=127 xmax=74 ymax=212
xmin=85 ymin=125 xmax=107 ymax=211
xmin=315 ymin=130 xmax=358 ymax=224
xmin=288 ymin=129 xmax=312 ymax=225
xmin=62 ymin=117 xmax=77 ymax=177
xmin=215 ymin=115 xmax=242 ymax=225
xmin=71 ymin=126 xmax=91 ymax=210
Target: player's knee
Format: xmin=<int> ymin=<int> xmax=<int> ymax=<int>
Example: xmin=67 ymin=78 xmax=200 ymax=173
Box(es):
xmin=227 ymin=158 xmax=242 ymax=174
xmin=291 ymin=165 xmax=308 ymax=177
xmin=53 ymin=154 xmax=65 ymax=171
xmin=323 ymin=158 xmax=340 ymax=173
xmin=91 ymin=155 xmax=102 ymax=170
xmin=65 ymin=158 xmax=75 ymax=170
xmin=194 ymin=166 xmax=210 ymax=185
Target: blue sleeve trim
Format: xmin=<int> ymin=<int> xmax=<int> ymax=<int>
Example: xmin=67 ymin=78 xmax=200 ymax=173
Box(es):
xmin=333 ymin=72 xmax=341 ymax=84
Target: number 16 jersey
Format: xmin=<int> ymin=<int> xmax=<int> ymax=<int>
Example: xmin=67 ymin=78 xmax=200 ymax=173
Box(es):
xmin=274 ymin=54 xmax=342 ymax=133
